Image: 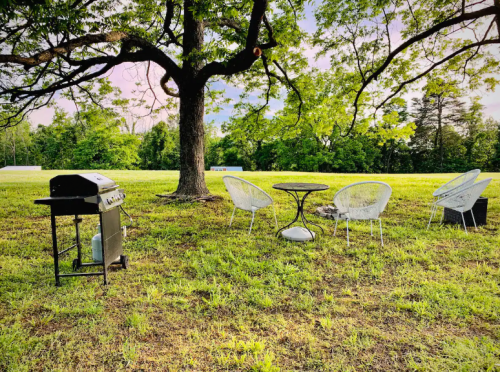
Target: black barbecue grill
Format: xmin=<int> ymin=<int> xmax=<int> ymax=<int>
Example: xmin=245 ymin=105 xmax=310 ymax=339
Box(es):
xmin=35 ymin=173 xmax=130 ymax=286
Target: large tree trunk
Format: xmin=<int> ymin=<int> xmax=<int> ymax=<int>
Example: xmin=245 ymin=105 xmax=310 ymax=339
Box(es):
xmin=175 ymin=86 xmax=209 ymax=196
xmin=174 ymin=0 xmax=210 ymax=196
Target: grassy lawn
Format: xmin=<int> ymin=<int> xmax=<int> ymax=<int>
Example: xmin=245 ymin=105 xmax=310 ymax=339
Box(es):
xmin=1 ymin=170 xmax=500 ymax=371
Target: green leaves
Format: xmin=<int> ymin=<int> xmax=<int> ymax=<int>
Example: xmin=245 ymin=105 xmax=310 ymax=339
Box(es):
xmin=314 ymin=0 xmax=500 ymax=133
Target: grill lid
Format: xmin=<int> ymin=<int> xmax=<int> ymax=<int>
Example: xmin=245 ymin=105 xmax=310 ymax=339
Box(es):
xmin=50 ymin=173 xmax=117 ymax=197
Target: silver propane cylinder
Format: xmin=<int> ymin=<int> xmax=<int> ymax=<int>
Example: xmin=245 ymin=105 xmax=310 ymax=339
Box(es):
xmin=92 ymin=224 xmax=102 ymax=262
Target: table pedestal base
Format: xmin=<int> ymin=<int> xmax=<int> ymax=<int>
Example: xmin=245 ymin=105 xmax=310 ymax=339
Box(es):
xmin=281 ymin=227 xmax=316 ymax=242
xmin=276 ymin=190 xmax=324 ymax=241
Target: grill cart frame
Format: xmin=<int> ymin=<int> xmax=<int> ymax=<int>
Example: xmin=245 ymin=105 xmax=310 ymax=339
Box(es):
xmin=35 ymin=173 xmax=129 ymax=286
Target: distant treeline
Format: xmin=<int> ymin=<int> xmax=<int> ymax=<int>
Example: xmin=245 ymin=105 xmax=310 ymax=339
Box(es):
xmin=1 ymin=95 xmax=499 ymax=173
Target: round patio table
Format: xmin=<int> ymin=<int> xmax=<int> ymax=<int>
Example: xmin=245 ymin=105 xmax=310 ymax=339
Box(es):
xmin=273 ymin=183 xmax=329 ymax=240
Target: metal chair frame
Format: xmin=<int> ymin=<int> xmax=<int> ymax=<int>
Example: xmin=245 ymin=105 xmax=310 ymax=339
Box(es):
xmin=332 ymin=181 xmax=392 ymax=246
xmin=223 ymin=175 xmax=278 ymax=234
xmin=428 ymin=178 xmax=491 ymax=234
xmin=427 ymin=170 xmax=480 ymax=230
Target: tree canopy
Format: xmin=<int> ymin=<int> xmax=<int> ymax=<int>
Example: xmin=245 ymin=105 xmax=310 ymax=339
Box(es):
xmin=0 ymin=0 xmax=305 ymax=126
xmin=314 ymin=0 xmax=500 ymax=135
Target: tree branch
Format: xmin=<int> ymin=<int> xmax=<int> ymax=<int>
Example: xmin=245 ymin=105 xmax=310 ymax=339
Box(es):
xmin=346 ymin=5 xmax=499 ymax=136
xmin=198 ymin=0 xmax=273 ymax=83
xmin=375 ymin=38 xmax=500 ymax=111
xmin=204 ymin=18 xmax=243 ymax=33
xmin=160 ymin=72 xmax=180 ymax=97
xmin=159 ymin=0 xmax=182 ymax=47
xmin=246 ymin=0 xmax=268 ymax=49
xmin=260 ymin=14 xmax=278 ymax=50
xmin=273 ymin=60 xmax=302 ymax=127
xmin=0 ymin=31 xmax=129 ymax=69
xmin=0 ymin=30 xmax=182 ymax=90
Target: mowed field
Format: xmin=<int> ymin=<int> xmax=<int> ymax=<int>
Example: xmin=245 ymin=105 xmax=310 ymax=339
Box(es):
xmin=1 ymin=170 xmax=500 ymax=371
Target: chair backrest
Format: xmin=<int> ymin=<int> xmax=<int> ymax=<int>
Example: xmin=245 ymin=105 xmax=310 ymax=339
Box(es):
xmin=333 ymin=181 xmax=392 ymax=220
xmin=223 ymin=176 xmax=273 ymax=211
xmin=433 ymin=169 xmax=480 ymax=198
xmin=438 ymin=178 xmax=491 ymax=212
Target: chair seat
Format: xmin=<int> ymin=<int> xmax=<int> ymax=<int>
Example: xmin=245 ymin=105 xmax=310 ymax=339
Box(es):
xmin=223 ymin=175 xmax=277 ymax=234
xmin=437 ymin=205 xmax=465 ymax=212
xmin=332 ymin=181 xmax=392 ymax=246
xmin=237 ymin=206 xmax=260 ymax=212
xmin=334 ymin=209 xmax=380 ymax=221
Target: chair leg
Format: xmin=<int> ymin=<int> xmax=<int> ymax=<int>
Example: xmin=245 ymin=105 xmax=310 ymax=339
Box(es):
xmin=249 ymin=211 xmax=255 ymax=235
xmin=229 ymin=207 xmax=236 ymax=228
xmin=334 ymin=218 xmax=338 ymax=236
xmin=461 ymin=212 xmax=468 ymax=235
xmin=370 ymin=220 xmax=373 ymax=236
xmin=272 ymin=204 xmax=278 ymax=229
xmin=471 ymin=209 xmax=478 ymax=231
xmin=346 ymin=219 xmax=350 ymax=247
xmin=427 ymin=204 xmax=436 ymax=230
xmin=379 ymin=218 xmax=384 ymax=247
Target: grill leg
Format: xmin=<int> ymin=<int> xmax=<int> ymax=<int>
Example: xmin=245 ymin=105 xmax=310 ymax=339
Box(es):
xmin=471 ymin=209 xmax=478 ymax=230
xmin=74 ymin=215 xmax=82 ymax=268
xmin=50 ymin=213 xmax=60 ymax=287
xmin=333 ymin=218 xmax=338 ymax=236
xmin=440 ymin=208 xmax=444 ymax=224
xmin=461 ymin=212 xmax=468 ymax=235
xmin=229 ymin=206 xmax=236 ymax=228
xmin=100 ymin=214 xmax=108 ymax=285
xmin=370 ymin=220 xmax=373 ymax=236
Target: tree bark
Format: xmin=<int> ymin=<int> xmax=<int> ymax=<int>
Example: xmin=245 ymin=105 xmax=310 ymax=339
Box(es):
xmin=175 ymin=85 xmax=209 ymax=196
xmin=174 ymin=0 xmax=209 ymax=196
xmin=494 ymin=0 xmax=500 ymax=37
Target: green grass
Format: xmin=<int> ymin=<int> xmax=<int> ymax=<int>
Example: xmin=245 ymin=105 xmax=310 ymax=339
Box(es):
xmin=1 ymin=170 xmax=500 ymax=371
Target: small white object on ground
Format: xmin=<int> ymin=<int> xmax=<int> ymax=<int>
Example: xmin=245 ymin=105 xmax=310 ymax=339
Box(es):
xmin=315 ymin=205 xmax=338 ymax=219
xmin=282 ymin=226 xmax=315 ymax=242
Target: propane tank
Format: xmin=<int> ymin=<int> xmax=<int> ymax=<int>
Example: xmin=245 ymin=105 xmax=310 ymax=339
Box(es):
xmin=92 ymin=224 xmax=103 ymax=262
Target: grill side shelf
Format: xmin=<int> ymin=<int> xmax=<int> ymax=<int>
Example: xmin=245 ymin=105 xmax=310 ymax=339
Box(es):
xmin=35 ymin=196 xmax=85 ymax=204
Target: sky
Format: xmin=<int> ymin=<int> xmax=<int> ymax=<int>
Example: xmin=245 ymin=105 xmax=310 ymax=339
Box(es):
xmin=32 ymin=3 xmax=500 ymax=133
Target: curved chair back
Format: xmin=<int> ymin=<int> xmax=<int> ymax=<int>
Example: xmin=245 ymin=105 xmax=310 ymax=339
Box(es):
xmin=333 ymin=181 xmax=392 ymax=220
xmin=223 ymin=176 xmax=273 ymax=212
xmin=437 ymin=178 xmax=491 ymax=212
xmin=433 ymin=169 xmax=480 ymax=198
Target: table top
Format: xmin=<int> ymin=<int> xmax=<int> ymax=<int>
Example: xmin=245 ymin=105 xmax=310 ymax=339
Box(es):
xmin=273 ymin=183 xmax=329 ymax=192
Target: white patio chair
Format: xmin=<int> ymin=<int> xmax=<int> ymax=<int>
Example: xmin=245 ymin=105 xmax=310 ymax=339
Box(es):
xmin=223 ymin=175 xmax=278 ymax=234
xmin=430 ymin=178 xmax=491 ymax=234
xmin=332 ymin=181 xmax=392 ymax=246
xmin=427 ymin=169 xmax=480 ymax=229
